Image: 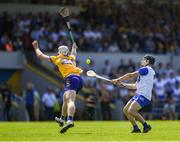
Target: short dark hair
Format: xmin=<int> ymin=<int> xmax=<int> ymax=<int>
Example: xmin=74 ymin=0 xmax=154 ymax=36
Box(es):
xmin=144 ymin=55 xmax=155 ymax=65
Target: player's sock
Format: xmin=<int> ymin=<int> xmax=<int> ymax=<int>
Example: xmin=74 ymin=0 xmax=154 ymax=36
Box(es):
xmin=55 ymin=116 xmax=64 ymax=127
xmin=67 ymin=116 xmax=73 ymax=122
xmin=143 ymin=122 xmax=148 ymax=128
xmin=133 ymin=125 xmax=139 ymax=130
xmin=143 ymin=124 xmax=152 ymax=133
xmin=131 ymin=125 xmax=141 ymax=133
xmin=61 ymin=115 xmax=65 ymax=121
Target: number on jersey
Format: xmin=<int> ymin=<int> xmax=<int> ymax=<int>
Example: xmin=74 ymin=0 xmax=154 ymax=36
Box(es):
xmin=60 ymin=58 xmax=75 ymax=65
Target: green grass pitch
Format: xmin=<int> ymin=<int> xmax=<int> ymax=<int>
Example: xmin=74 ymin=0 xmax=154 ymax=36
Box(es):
xmin=0 ymin=121 xmax=180 ymax=141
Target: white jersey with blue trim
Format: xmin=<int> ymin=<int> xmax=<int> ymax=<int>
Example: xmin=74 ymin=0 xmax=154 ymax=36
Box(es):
xmin=136 ymin=66 xmax=155 ymax=100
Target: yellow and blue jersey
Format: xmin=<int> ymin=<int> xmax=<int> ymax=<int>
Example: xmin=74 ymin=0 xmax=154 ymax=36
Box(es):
xmin=50 ymin=54 xmax=83 ymax=79
xmin=50 ymin=54 xmax=83 ymax=94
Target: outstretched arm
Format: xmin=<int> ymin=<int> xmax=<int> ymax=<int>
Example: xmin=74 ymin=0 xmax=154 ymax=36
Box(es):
xmin=71 ymin=42 xmax=78 ymax=57
xmin=112 ymin=71 xmax=138 ymax=85
xmin=120 ymin=82 xmax=137 ymax=90
xmin=32 ymin=40 xmax=50 ymax=61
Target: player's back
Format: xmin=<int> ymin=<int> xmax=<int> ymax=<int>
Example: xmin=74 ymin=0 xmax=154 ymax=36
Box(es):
xmin=136 ymin=66 xmax=155 ymax=100
xmin=50 ymin=54 xmax=83 ymax=78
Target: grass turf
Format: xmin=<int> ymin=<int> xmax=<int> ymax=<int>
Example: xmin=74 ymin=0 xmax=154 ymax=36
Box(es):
xmin=0 ymin=121 xmax=180 ymax=141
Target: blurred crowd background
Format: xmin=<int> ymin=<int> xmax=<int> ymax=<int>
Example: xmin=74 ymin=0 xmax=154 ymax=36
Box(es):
xmin=1 ymin=0 xmax=180 ymax=121
xmin=1 ymin=1 xmax=180 ymax=54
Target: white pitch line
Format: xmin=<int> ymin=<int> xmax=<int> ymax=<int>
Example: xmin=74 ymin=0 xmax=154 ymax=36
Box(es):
xmin=0 ymin=140 xmax=180 ymax=142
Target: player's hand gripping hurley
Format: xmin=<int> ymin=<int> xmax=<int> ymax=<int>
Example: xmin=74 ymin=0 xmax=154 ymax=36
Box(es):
xmin=59 ymin=7 xmax=75 ymax=43
xmin=87 ymin=70 xmax=111 ymax=82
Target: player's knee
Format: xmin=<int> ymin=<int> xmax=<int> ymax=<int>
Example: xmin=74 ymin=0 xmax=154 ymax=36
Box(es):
xmin=123 ymin=107 xmax=128 ymax=114
xmin=68 ymin=100 xmax=75 ymax=106
xmin=63 ymin=101 xmax=67 ymax=107
xmin=127 ymin=108 xmax=134 ymax=115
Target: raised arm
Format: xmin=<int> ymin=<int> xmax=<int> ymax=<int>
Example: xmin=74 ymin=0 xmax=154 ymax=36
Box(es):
xmin=32 ymin=40 xmax=50 ymax=61
xmin=112 ymin=71 xmax=138 ymax=85
xmin=71 ymin=42 xmax=78 ymax=57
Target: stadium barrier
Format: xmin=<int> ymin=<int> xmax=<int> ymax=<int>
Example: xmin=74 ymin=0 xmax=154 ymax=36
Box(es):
xmin=0 ymin=3 xmax=79 ymax=14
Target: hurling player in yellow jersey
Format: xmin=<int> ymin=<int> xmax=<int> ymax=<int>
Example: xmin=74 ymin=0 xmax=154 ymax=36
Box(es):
xmin=32 ymin=40 xmax=83 ymax=133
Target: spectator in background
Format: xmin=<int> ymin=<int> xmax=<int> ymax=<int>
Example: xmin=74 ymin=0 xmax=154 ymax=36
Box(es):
xmin=1 ymin=3 xmax=180 ymax=54
xmin=117 ymin=59 xmax=127 ymax=72
xmin=0 ymin=11 xmax=13 ymax=36
xmin=54 ymin=87 xmax=64 ymax=118
xmin=127 ymin=59 xmax=136 ymax=72
xmin=176 ymin=70 xmax=180 ymax=84
xmin=163 ymin=93 xmax=177 ymax=120
xmin=4 ymin=39 xmax=14 ymax=52
xmin=156 ymin=63 xmax=165 ymax=76
xmin=118 ymin=87 xmax=129 ymax=103
xmin=102 ymin=60 xmax=112 ymax=75
xmin=99 ymin=83 xmax=112 ymax=120
xmin=33 ymin=90 xmax=40 ymax=121
xmin=108 ymin=67 xmax=118 ymax=79
xmin=0 ymin=33 xmax=14 ymax=51
xmin=144 ymin=34 xmax=156 ymax=53
xmin=85 ymin=88 xmax=97 ymax=120
xmin=0 ymin=91 xmax=3 ymax=121
xmin=9 ymin=92 xmax=29 ymax=121
xmin=165 ymin=63 xmax=175 ymax=77
xmin=23 ymin=83 xmax=39 ymax=121
xmin=108 ymin=41 xmax=120 ymax=53
xmin=166 ymin=72 xmax=176 ymax=94
xmin=42 ymin=87 xmax=56 ymax=121
xmin=23 ymin=32 xmax=33 ymax=51
xmin=154 ymin=75 xmax=167 ymax=101
xmin=0 ymin=83 xmax=12 ymax=121
xmin=172 ymin=83 xmax=180 ymax=104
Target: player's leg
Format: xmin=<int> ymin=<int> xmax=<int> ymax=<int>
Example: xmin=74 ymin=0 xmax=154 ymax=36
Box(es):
xmin=61 ymin=99 xmax=67 ymax=119
xmin=128 ymin=101 xmax=145 ymax=123
xmin=60 ymin=90 xmax=76 ymax=133
xmin=55 ymin=94 xmax=67 ymax=127
xmin=170 ymin=104 xmax=177 ymax=120
xmin=65 ymin=76 xmax=83 ymax=122
xmin=66 ymin=90 xmax=76 ymax=123
xmin=128 ymin=99 xmax=151 ymax=133
xmin=60 ymin=75 xmax=83 ymax=134
xmin=123 ymin=100 xmax=141 ymax=133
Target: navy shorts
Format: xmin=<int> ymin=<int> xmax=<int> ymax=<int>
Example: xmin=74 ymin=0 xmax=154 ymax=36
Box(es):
xmin=64 ymin=75 xmax=83 ymax=94
xmin=131 ymin=94 xmax=151 ymax=108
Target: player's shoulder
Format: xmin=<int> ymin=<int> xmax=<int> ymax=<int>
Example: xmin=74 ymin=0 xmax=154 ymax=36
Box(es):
xmin=50 ymin=54 xmax=59 ymax=58
xmin=138 ymin=66 xmax=149 ymax=75
xmin=50 ymin=54 xmax=61 ymax=63
xmin=138 ymin=66 xmax=155 ymax=76
xmin=146 ymin=66 xmax=153 ymax=70
xmin=147 ymin=66 xmax=155 ymax=73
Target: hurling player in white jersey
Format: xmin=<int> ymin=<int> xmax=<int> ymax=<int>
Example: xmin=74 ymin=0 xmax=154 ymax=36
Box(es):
xmin=112 ymin=55 xmax=155 ymax=133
